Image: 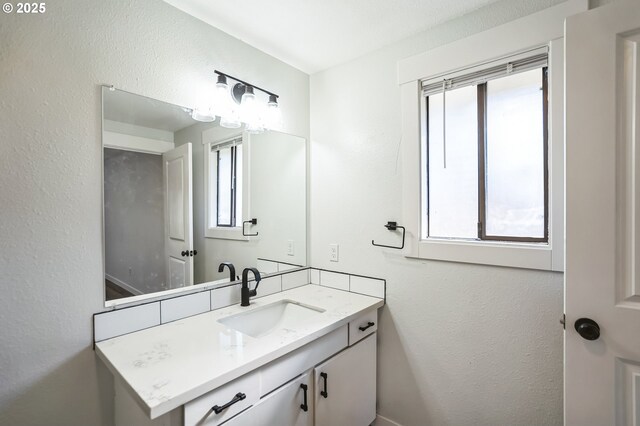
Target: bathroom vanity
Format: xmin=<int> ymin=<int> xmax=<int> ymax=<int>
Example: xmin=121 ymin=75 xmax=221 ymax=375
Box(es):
xmin=96 ymin=284 xmax=383 ymax=426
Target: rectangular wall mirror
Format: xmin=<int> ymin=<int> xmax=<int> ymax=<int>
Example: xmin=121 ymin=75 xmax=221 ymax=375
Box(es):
xmin=102 ymin=87 xmax=307 ymax=303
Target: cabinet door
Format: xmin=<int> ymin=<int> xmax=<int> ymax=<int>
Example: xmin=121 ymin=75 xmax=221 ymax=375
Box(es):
xmin=314 ymin=333 xmax=376 ymax=426
xmin=224 ymin=372 xmax=313 ymax=426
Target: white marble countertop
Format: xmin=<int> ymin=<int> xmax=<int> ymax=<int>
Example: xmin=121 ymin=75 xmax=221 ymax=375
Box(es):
xmin=95 ymin=284 xmax=384 ymax=419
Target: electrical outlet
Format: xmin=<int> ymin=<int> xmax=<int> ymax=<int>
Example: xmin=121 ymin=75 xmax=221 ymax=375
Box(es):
xmin=286 ymin=240 xmax=294 ymax=256
xmin=329 ymin=244 xmax=339 ymax=262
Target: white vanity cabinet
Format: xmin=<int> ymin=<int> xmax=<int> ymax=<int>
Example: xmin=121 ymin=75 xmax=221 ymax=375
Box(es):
xmin=223 ymin=332 xmax=377 ymax=426
xmin=106 ymin=298 xmax=382 ymax=426
xmin=224 ymin=372 xmax=313 ymax=426
xmin=314 ymin=333 xmax=377 ymax=426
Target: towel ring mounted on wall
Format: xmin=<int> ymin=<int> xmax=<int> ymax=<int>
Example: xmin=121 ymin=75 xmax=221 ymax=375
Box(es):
xmin=242 ymin=218 xmax=259 ymax=236
xmin=371 ymin=221 xmax=405 ymax=250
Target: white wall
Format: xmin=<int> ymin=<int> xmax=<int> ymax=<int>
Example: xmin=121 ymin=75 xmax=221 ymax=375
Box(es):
xmin=310 ymin=0 xmax=571 ymax=424
xmin=0 ymin=1 xmax=309 ymax=424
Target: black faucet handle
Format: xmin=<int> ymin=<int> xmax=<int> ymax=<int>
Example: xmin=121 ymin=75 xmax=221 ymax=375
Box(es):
xmin=218 ymin=262 xmax=236 ymax=282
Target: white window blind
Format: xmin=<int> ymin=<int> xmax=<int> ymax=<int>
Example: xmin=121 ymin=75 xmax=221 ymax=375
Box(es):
xmin=421 ymin=46 xmax=548 ymax=97
xmin=211 ymin=136 xmax=242 ymax=152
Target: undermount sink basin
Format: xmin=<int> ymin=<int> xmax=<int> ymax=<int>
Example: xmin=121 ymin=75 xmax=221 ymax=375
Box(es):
xmin=218 ymin=299 xmax=325 ymax=338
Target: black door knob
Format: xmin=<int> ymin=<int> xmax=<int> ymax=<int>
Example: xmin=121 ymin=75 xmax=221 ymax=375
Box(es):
xmin=574 ymin=318 xmax=600 ymax=341
xmin=181 ymin=250 xmax=188 ymax=257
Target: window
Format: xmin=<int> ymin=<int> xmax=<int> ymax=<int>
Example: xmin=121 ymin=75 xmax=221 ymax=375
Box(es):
xmin=214 ymin=143 xmax=242 ymax=227
xmin=422 ymin=54 xmax=548 ymax=243
xmin=205 ymin=134 xmax=247 ymax=240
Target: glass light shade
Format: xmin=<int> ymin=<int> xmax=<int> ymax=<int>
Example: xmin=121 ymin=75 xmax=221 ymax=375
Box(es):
xmin=191 ymin=106 xmax=215 ymax=122
xmin=264 ymin=98 xmax=283 ymax=131
xmin=211 ymin=81 xmax=231 ymax=118
xmin=240 ymin=87 xmax=261 ymax=127
xmin=220 ymin=109 xmax=241 ymax=128
xmin=245 ymin=121 xmax=264 ymax=134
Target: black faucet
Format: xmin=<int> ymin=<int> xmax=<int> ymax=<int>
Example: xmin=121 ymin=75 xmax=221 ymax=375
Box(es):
xmin=218 ymin=262 xmax=237 ymax=282
xmin=241 ymin=268 xmax=261 ymax=307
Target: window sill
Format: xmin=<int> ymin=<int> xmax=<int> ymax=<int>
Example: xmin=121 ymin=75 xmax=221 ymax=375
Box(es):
xmin=205 ymin=226 xmax=250 ymax=241
xmin=411 ymin=238 xmax=558 ymax=271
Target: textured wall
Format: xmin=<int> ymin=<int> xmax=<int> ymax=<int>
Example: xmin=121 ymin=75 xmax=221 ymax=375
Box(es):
xmin=104 ymin=149 xmax=165 ymax=294
xmin=309 ymin=0 xmax=567 ymax=425
xmin=0 ymin=1 xmax=309 ymax=424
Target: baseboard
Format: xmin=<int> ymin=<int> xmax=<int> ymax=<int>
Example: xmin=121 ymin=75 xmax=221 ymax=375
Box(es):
xmin=105 ymin=274 xmax=143 ymax=296
xmin=375 ymin=414 xmax=403 ymax=426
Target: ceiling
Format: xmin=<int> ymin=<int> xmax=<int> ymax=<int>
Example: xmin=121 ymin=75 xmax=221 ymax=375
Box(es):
xmin=164 ymin=0 xmax=501 ymax=74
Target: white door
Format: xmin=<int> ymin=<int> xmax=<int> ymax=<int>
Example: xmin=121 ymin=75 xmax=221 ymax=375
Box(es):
xmin=314 ymin=334 xmax=376 ymax=426
xmin=565 ymin=2 xmax=640 ymax=425
xmin=163 ymin=143 xmax=193 ymax=289
xmin=223 ymin=372 xmax=313 ymax=426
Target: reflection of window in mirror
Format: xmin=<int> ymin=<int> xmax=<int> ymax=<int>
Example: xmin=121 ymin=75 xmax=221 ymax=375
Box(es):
xmin=214 ymin=143 xmax=242 ymax=227
xmin=205 ymin=134 xmax=249 ymax=240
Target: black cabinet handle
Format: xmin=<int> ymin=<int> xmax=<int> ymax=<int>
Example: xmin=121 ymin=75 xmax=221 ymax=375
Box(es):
xmin=320 ymin=372 xmax=328 ymax=398
xmin=181 ymin=250 xmax=189 ymax=257
xmin=359 ymin=321 xmax=375 ymax=332
xmin=299 ymin=383 xmax=308 ymax=412
xmin=212 ymin=392 xmax=246 ymax=415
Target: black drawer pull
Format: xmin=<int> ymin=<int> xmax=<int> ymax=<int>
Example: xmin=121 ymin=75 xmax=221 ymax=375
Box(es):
xmin=300 ymin=383 xmax=308 ymax=412
xmin=359 ymin=321 xmax=375 ymax=332
xmin=212 ymin=392 xmax=246 ymax=415
xmin=320 ymin=372 xmax=328 ymax=398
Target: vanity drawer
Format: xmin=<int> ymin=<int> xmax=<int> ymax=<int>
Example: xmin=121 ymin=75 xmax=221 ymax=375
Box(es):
xmin=349 ymin=309 xmax=378 ymax=346
xmin=259 ymin=325 xmax=348 ymax=397
xmin=183 ymin=371 xmax=259 ymax=426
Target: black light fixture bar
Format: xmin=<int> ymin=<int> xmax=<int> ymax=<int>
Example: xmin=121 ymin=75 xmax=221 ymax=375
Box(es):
xmin=214 ymin=70 xmax=279 ymax=99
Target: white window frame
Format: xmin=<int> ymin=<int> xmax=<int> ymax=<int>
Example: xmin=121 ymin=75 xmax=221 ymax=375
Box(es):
xmin=398 ymin=0 xmax=588 ymax=271
xmin=204 ymin=133 xmax=251 ymax=241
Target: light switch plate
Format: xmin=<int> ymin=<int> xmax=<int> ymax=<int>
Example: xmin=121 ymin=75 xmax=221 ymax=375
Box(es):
xmin=286 ymin=240 xmax=294 ymax=256
xmin=329 ymin=244 xmax=339 ymax=262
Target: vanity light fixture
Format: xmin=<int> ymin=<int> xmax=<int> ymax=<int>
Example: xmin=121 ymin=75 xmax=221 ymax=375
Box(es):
xmin=191 ymin=70 xmax=282 ymax=133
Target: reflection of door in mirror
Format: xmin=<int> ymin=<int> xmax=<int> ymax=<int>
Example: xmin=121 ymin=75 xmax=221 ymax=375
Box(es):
xmin=163 ymin=143 xmax=193 ymax=289
xmin=103 ymin=143 xmax=194 ymax=299
xmin=103 ymin=87 xmax=198 ymax=301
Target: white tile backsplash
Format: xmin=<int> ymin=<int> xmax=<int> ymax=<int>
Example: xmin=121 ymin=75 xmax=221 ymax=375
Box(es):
xmin=161 ymin=292 xmax=210 ymax=324
xmin=349 ymin=276 xmax=385 ymax=299
xmin=94 ymin=302 xmax=160 ymax=342
xmin=257 ymin=275 xmax=282 ymax=298
xmin=94 ymin=267 xmax=384 ymax=343
xmin=211 ymin=284 xmax=242 ymax=310
xmin=282 ymin=269 xmax=310 ymax=290
xmin=320 ymin=270 xmax=349 ymax=291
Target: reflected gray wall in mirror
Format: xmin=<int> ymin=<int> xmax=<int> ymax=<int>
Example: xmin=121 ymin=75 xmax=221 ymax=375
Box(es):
xmin=102 ymin=87 xmax=307 ymax=302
